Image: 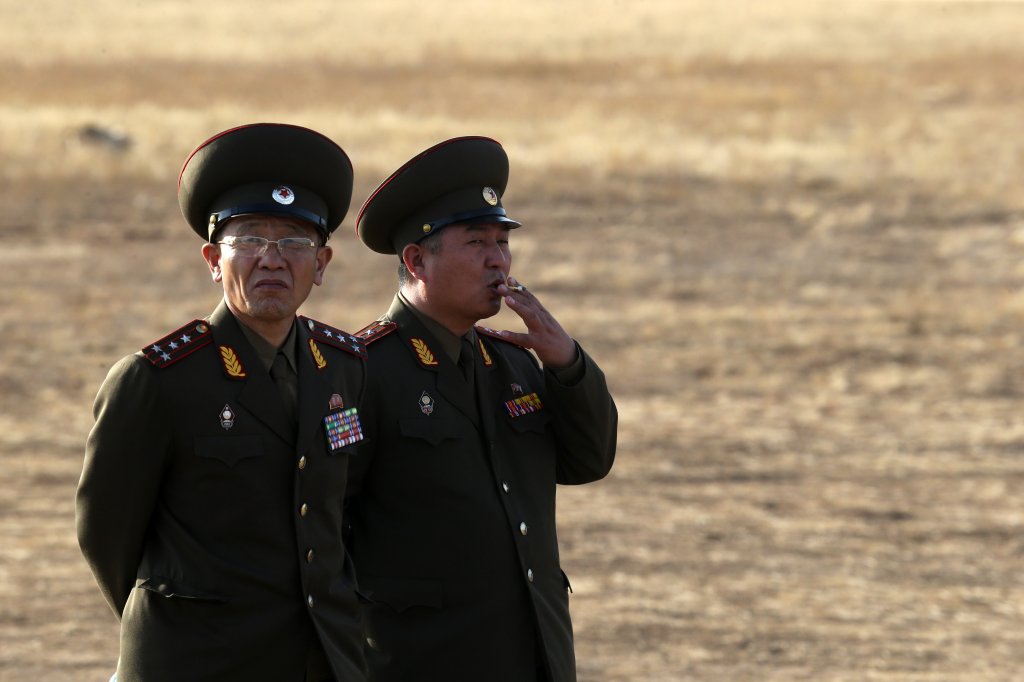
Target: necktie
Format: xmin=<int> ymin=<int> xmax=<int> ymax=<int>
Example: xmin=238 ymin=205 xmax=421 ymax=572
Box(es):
xmin=270 ymin=351 xmax=298 ymax=428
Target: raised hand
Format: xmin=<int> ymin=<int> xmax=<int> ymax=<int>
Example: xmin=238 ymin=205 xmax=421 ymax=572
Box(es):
xmin=495 ymin=276 xmax=579 ymax=369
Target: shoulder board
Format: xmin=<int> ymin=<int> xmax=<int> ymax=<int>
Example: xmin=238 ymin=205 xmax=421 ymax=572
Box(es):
xmin=142 ymin=320 xmax=213 ymax=368
xmin=299 ymin=316 xmax=367 ymax=360
xmin=475 ymin=325 xmax=528 ymax=348
xmin=355 ymin=319 xmax=398 ymax=346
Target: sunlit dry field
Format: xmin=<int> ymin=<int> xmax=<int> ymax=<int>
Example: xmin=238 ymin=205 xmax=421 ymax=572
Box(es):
xmin=3 ymin=1 xmax=1024 ymax=680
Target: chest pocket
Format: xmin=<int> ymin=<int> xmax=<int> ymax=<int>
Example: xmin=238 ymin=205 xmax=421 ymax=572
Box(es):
xmin=506 ymin=409 xmax=551 ymax=434
xmin=398 ymin=418 xmax=464 ymax=446
xmin=194 ymin=434 xmax=264 ymax=467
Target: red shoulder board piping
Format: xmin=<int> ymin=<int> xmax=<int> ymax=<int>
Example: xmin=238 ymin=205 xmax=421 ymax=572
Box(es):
xmin=475 ymin=325 xmax=527 ymax=348
xmin=142 ymin=320 xmax=213 ymax=368
xmin=355 ymin=320 xmax=398 ymax=346
xmin=299 ymin=316 xmax=367 ymax=360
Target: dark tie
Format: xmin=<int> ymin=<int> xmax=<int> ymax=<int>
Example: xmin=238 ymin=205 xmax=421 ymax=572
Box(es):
xmin=458 ymin=336 xmax=476 ymax=387
xmin=270 ymin=351 xmax=298 ymax=428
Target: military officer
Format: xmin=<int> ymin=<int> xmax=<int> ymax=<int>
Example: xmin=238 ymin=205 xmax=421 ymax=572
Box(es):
xmin=346 ymin=136 xmax=618 ymax=682
xmin=76 ymin=123 xmax=368 ymax=681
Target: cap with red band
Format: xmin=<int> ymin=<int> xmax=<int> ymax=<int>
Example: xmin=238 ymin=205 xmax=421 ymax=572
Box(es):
xmin=178 ymin=123 xmax=353 ymax=241
xmin=356 ymin=136 xmax=521 ymax=255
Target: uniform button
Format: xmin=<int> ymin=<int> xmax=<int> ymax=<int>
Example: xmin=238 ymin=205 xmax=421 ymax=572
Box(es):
xmin=298 ymin=456 xmax=307 ymax=470
xmin=527 ymin=569 xmax=534 ymax=582
xmin=502 ymin=481 xmax=510 ymax=494
xmin=366 ymin=637 xmax=378 ymax=650
xmin=300 ymin=503 xmax=309 ymax=517
xmin=306 ymin=549 xmax=315 ymax=563
xmin=520 ymin=522 xmax=528 ymax=536
xmin=307 ymin=594 xmax=314 ymax=608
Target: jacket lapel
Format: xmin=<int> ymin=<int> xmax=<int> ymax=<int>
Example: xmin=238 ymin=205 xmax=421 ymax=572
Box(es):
xmin=209 ymin=301 xmax=295 ymax=444
xmin=475 ymin=335 xmax=500 ymax=442
xmin=295 ymin=323 xmax=333 ymax=456
xmin=388 ymin=300 xmax=479 ymax=425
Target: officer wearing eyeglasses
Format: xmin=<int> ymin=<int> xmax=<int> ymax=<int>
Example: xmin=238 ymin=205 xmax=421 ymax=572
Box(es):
xmin=76 ymin=123 xmax=368 ymax=682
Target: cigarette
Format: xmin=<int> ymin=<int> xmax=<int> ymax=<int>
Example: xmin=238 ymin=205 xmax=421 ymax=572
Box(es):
xmin=507 ymin=284 xmax=526 ymax=293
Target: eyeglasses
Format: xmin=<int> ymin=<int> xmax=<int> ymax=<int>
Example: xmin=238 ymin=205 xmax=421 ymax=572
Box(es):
xmin=217 ymin=235 xmax=319 ymax=258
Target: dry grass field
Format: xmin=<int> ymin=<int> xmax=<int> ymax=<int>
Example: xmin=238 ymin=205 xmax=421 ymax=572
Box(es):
xmin=3 ymin=1 xmax=1024 ymax=679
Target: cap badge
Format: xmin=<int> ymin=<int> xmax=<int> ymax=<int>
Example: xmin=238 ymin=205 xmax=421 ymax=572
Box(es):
xmin=482 ymin=186 xmax=498 ymax=206
xmin=272 ymin=185 xmax=295 ymax=205
xmin=219 ymin=404 xmax=236 ymax=430
xmin=419 ymin=391 xmax=435 ymax=416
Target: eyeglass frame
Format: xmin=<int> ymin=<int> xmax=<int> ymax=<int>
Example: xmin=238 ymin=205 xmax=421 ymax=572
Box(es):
xmin=216 ymin=235 xmax=321 ymax=258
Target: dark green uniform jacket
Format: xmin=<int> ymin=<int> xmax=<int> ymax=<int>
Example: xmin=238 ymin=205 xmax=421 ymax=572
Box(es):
xmin=346 ymin=295 xmax=618 ymax=682
xmin=76 ymin=301 xmax=368 ymax=681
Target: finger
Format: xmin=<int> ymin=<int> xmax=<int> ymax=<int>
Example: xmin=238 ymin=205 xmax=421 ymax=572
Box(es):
xmin=501 ymin=296 xmax=551 ymax=342
xmin=488 ymin=328 xmax=534 ymax=349
xmin=505 ymin=276 xmax=527 ymax=293
xmin=504 ymin=292 xmax=543 ymax=325
xmin=509 ymin=299 xmax=563 ymax=337
xmin=498 ymin=278 xmax=528 ymax=297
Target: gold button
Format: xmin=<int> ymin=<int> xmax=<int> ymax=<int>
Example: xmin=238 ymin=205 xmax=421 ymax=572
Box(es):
xmin=306 ymin=549 xmax=315 ymax=563
xmin=519 ymin=522 xmax=528 ymax=536
xmin=300 ymin=503 xmax=309 ymax=517
xmin=298 ymin=456 xmax=307 ymax=470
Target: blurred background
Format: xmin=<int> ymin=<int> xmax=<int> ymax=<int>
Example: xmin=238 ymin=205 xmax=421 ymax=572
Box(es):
xmin=2 ymin=1 xmax=1024 ymax=679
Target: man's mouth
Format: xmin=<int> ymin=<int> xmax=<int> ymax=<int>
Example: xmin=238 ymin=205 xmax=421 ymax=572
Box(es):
xmin=254 ymin=279 xmax=289 ymax=290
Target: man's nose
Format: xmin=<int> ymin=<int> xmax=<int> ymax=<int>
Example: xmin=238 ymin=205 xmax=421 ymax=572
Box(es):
xmin=257 ymin=245 xmax=289 ymax=267
xmin=484 ymin=241 xmax=509 ymax=266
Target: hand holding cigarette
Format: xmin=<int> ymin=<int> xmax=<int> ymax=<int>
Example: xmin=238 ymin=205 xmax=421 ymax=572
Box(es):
xmin=495 ymin=276 xmax=578 ymax=369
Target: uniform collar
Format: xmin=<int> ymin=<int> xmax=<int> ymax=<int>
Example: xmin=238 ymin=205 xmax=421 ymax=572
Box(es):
xmin=393 ymin=291 xmax=477 ymax=364
xmin=237 ymin=316 xmax=299 ymax=373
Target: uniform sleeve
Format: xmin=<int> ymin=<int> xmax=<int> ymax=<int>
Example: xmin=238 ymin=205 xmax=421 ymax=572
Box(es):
xmin=76 ymin=354 xmax=172 ymax=617
xmin=544 ymin=343 xmax=618 ymax=485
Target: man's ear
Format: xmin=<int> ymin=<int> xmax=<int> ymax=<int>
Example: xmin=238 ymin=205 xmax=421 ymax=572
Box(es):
xmin=201 ymin=242 xmax=223 ymax=283
xmin=313 ymin=245 xmax=333 ymax=286
xmin=401 ymin=243 xmax=427 ymax=282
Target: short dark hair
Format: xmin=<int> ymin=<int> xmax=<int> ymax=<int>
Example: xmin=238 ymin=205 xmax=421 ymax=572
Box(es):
xmin=397 ymin=231 xmax=443 ymax=286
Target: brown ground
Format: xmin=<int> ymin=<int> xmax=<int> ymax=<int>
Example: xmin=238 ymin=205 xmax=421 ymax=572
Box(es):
xmin=3 ymin=1 xmax=1024 ymax=680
